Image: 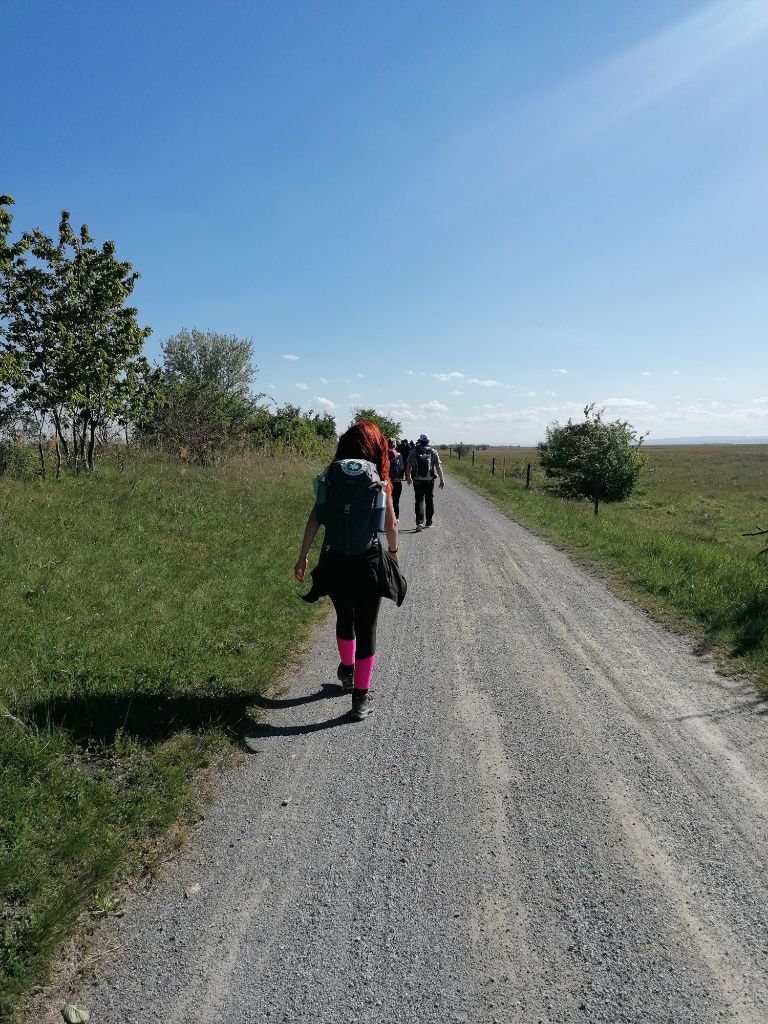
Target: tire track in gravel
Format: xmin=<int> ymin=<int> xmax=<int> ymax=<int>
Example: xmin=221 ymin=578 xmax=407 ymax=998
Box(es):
xmin=67 ymin=477 xmax=768 ymax=1024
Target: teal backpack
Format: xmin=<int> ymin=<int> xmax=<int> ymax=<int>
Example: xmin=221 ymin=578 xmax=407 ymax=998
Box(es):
xmin=315 ymin=459 xmax=385 ymax=555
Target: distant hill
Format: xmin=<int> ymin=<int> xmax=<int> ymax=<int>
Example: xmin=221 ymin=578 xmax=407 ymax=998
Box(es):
xmin=646 ymin=436 xmax=768 ymax=445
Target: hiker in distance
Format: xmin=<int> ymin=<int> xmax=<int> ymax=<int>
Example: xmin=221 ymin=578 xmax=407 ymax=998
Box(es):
xmin=294 ymin=421 xmax=400 ymax=721
xmin=405 ymin=433 xmax=445 ymax=532
xmin=388 ymin=437 xmax=404 ymax=523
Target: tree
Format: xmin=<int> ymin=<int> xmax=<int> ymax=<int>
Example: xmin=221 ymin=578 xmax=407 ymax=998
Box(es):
xmin=162 ymin=328 xmax=256 ymax=396
xmin=306 ymin=409 xmax=337 ymax=442
xmin=453 ymin=442 xmax=470 ymax=459
xmin=143 ymin=380 xmax=257 ymax=464
xmin=351 ymin=407 xmax=402 ymax=439
xmin=250 ymin=402 xmax=336 ymax=458
xmin=538 ymin=404 xmax=645 ymax=514
xmin=138 ymin=330 xmax=261 ymax=463
xmin=0 ymin=197 xmax=153 ymax=473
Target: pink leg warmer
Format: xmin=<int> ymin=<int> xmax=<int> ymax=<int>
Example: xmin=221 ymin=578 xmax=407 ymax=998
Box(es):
xmin=337 ymin=637 xmax=356 ymax=667
xmin=354 ymin=655 xmax=376 ymax=692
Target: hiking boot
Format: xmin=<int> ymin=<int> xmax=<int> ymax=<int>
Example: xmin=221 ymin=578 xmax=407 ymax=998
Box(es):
xmin=350 ymin=689 xmax=374 ymax=721
xmin=415 ymin=523 xmax=423 ymax=532
xmin=424 ymin=521 xmax=433 ymax=528
xmin=337 ymin=662 xmax=354 ymax=692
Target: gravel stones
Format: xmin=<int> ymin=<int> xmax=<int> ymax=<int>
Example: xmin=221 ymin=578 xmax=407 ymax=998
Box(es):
xmin=77 ymin=480 xmax=768 ymax=1024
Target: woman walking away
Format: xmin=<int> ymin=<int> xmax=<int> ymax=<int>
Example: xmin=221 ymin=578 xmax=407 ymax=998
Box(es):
xmin=388 ymin=438 xmax=404 ymax=523
xmin=295 ymin=421 xmax=399 ymax=721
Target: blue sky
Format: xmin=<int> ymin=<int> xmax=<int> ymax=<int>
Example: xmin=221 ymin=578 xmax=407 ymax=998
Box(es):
xmin=5 ymin=0 xmax=767 ymax=443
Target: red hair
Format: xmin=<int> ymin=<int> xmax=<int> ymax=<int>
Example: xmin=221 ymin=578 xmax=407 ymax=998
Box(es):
xmin=334 ymin=421 xmax=390 ymax=486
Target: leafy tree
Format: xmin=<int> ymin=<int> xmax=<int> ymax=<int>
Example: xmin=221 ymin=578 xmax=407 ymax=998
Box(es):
xmin=306 ymin=409 xmax=337 ymax=442
xmin=0 ymin=197 xmax=152 ymax=473
xmin=162 ymin=328 xmax=257 ymax=396
xmin=144 ymin=380 xmax=257 ymax=464
xmin=453 ymin=442 xmax=470 ymax=459
xmin=250 ymin=403 xmax=336 ymax=459
xmin=538 ymin=404 xmax=645 ymax=514
xmin=351 ymin=407 xmax=402 ymax=439
xmin=138 ymin=329 xmax=265 ymax=463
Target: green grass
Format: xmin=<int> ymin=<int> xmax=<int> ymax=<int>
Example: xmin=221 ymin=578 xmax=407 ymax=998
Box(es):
xmin=0 ymin=452 xmax=324 ymax=1021
xmin=448 ymin=445 xmax=768 ymax=691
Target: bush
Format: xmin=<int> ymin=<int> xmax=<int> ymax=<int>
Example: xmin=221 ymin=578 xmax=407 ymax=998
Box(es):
xmin=136 ymin=380 xmax=257 ymax=464
xmin=538 ymin=404 xmax=645 ymax=512
xmin=0 ymin=442 xmax=41 ymax=480
xmin=249 ymin=404 xmax=333 ymax=460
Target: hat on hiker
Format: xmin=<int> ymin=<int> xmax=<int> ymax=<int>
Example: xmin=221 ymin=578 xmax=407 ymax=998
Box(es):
xmin=418 ymin=433 xmax=430 ymax=445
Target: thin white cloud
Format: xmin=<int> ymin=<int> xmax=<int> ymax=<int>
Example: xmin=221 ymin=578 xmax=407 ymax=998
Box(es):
xmin=661 ymin=402 xmax=768 ymax=426
xmin=641 ymin=372 xmax=652 ymax=377
xmin=313 ymin=396 xmax=336 ymax=410
xmin=601 ymin=397 xmax=657 ymax=411
xmin=422 ymin=400 xmax=449 ymax=414
xmin=713 ymin=376 xmax=728 ymax=382
xmin=379 ymin=401 xmax=427 ymax=424
xmin=348 ymin=392 xmax=361 ymax=399
xmin=319 ymin=377 xmax=329 ymax=384
xmin=295 ymin=382 xmax=308 ymax=390
xmin=552 ymin=368 xmax=569 ymax=375
xmin=282 ymin=354 xmax=300 ymax=361
xmin=450 ymin=390 xmax=465 ymax=396
xmin=433 ymin=371 xmax=466 ymax=382
xmin=467 ymin=377 xmax=500 ymax=387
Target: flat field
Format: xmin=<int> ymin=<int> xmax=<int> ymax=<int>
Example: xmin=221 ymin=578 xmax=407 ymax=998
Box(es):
xmin=447 ymin=444 xmax=768 ymax=690
xmin=0 ymin=453 xmax=323 ymax=1020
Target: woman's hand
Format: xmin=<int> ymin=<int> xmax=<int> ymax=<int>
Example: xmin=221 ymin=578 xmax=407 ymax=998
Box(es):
xmin=294 ymin=555 xmax=308 ymax=582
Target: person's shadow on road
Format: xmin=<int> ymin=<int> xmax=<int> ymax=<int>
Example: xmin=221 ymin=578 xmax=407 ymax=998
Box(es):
xmin=28 ymin=680 xmax=357 ymax=753
xmin=242 ymin=684 xmax=358 ymax=740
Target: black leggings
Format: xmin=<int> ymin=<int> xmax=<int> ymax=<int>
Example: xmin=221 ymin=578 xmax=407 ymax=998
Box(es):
xmin=391 ymin=480 xmax=402 ymax=519
xmin=330 ymin=589 xmax=382 ymax=660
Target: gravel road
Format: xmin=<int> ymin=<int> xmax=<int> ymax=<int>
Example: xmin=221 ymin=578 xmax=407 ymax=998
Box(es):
xmin=71 ymin=478 xmax=767 ymax=1024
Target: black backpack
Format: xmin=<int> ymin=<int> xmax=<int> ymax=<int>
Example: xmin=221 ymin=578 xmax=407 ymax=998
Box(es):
xmin=315 ymin=459 xmax=384 ymax=555
xmin=413 ymin=447 xmax=433 ymax=480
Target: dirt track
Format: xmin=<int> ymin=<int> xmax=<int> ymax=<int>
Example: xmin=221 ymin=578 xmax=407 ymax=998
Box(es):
xmin=75 ymin=477 xmax=767 ymax=1024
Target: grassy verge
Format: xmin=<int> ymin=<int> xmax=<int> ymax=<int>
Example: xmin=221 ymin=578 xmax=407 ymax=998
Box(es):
xmin=0 ymin=452 xmax=324 ymax=1020
xmin=448 ymin=446 xmax=768 ymax=692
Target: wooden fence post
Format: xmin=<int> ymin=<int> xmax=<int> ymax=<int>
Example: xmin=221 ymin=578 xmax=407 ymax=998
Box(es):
xmin=526 ymin=463 xmax=531 ymax=489
xmin=472 ymin=449 xmax=475 ymax=464
xmin=491 ymin=457 xmax=495 ymax=475
xmin=502 ymin=456 xmax=506 ymax=479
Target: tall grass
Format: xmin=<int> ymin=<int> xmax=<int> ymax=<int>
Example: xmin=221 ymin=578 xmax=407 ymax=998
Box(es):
xmin=449 ymin=446 xmax=768 ymax=690
xmin=0 ymin=452 xmax=324 ymax=1020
